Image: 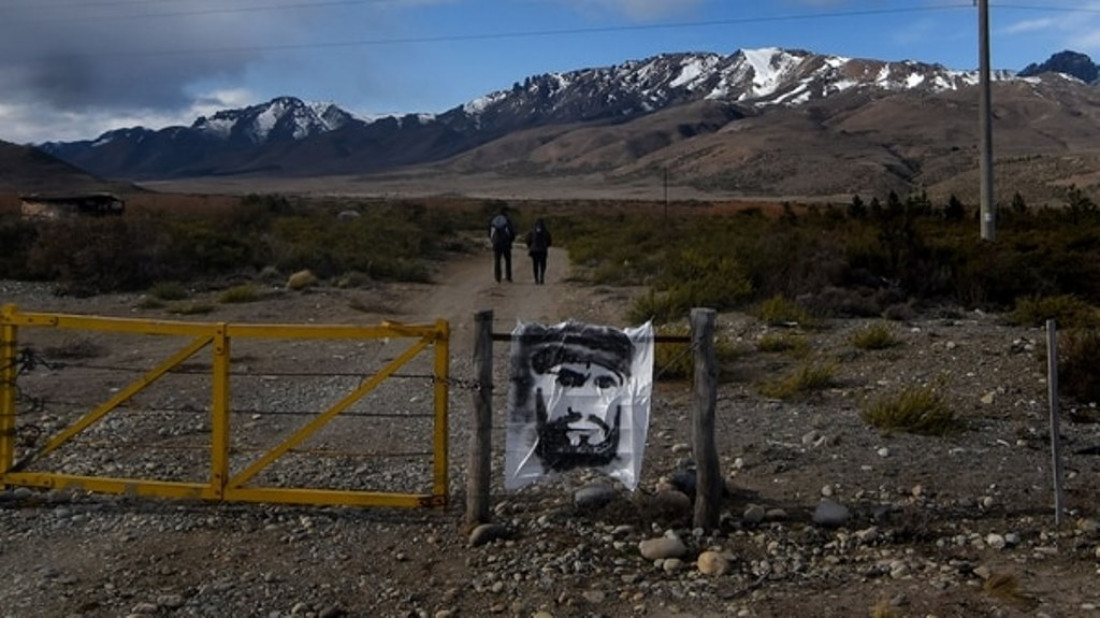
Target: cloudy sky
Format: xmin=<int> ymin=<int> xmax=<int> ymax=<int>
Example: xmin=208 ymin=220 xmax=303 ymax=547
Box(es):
xmin=1 ymin=0 xmax=1097 ymax=144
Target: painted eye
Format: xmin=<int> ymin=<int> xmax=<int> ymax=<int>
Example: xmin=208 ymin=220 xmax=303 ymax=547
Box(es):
xmin=556 ymin=368 xmax=586 ymax=387
xmin=593 ymin=375 xmax=618 ymax=389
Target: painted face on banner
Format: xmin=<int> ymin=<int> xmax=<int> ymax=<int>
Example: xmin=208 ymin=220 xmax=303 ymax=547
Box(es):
xmin=505 ymin=320 xmax=653 ymax=491
xmin=532 ymin=359 xmax=626 ymax=472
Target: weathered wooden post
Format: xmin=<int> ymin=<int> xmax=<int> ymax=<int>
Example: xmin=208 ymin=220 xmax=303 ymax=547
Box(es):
xmin=1047 ymin=319 xmax=1065 ymax=527
xmin=466 ymin=310 xmax=494 ymax=527
xmin=691 ymin=307 xmax=721 ymax=530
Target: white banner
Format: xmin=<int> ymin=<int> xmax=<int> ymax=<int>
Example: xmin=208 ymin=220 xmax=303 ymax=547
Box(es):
xmin=504 ymin=320 xmax=654 ymax=491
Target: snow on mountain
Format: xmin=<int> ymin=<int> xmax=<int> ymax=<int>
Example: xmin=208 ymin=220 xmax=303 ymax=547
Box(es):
xmin=448 ymin=47 xmax=1022 ymax=129
xmin=37 ymin=46 xmax=1095 ymax=183
xmin=190 ymin=96 xmax=358 ymax=144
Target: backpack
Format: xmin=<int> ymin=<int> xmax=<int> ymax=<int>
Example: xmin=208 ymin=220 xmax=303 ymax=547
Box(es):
xmin=490 ymin=214 xmax=512 ymax=247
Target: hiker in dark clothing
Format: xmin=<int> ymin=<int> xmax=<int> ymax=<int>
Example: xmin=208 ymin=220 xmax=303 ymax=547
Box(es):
xmin=489 ymin=207 xmax=516 ymax=283
xmin=525 ymin=218 xmax=552 ymax=285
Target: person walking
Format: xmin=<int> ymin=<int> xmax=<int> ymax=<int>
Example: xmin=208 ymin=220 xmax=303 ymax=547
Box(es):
xmin=525 ymin=218 xmax=552 ymax=285
xmin=489 ymin=206 xmax=516 ymax=283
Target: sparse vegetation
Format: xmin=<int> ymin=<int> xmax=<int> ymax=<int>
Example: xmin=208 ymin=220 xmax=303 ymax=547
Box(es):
xmin=754 ymin=295 xmax=815 ymax=327
xmin=861 ymin=383 xmax=962 ymax=436
xmin=756 ymin=331 xmax=811 ymax=357
xmin=149 ymin=281 xmax=189 ymax=301
xmin=650 ymin=324 xmax=743 ymax=382
xmin=218 ymin=284 xmax=260 ymax=304
xmin=851 ymin=322 xmax=902 ymax=350
xmin=5 ymin=191 xmax=1100 ymax=321
xmin=1059 ymin=327 xmax=1100 ymax=404
xmin=1010 ymin=294 xmax=1099 ymax=328
xmin=759 ymin=359 xmax=836 ymax=400
xmin=2 ymin=195 xmax=464 ymax=293
xmin=983 ymin=572 xmax=1037 ymax=610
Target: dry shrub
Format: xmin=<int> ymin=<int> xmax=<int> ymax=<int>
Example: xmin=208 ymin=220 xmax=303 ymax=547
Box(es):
xmin=149 ymin=281 xmax=188 ymax=301
xmin=753 ymin=295 xmax=816 ymax=327
xmin=218 ymin=284 xmax=260 ymax=304
xmin=652 ymin=324 xmax=742 ymax=382
xmin=759 ymin=360 xmax=836 ymax=400
xmin=851 ymin=322 xmax=902 ymax=350
xmin=1010 ymin=294 xmax=1099 ymax=328
xmin=983 ymin=572 xmax=1037 ymax=610
xmin=861 ymin=383 xmax=962 ymax=436
xmin=1060 ymin=327 xmax=1100 ymax=404
xmin=756 ymin=331 xmax=811 ymax=357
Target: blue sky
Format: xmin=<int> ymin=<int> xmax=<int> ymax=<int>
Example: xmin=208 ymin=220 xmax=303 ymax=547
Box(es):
xmin=1 ymin=0 xmax=1098 ymax=144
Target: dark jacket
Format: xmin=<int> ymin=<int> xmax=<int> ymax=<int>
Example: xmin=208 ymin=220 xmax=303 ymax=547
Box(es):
xmin=525 ymin=220 xmax=552 ymax=254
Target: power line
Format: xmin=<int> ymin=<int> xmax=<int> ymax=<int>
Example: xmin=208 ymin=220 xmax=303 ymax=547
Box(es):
xmin=7 ymin=2 xmax=1098 ymax=58
xmin=27 ymin=5 xmax=986 ymax=58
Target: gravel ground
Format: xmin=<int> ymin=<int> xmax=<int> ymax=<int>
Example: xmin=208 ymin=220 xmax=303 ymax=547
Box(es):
xmin=2 ymin=249 xmax=1100 ymax=618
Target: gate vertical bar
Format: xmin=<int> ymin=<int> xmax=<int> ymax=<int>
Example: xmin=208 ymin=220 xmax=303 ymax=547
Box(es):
xmin=432 ymin=319 xmax=450 ymax=506
xmin=0 ymin=305 xmax=17 ymax=474
xmin=210 ymin=323 xmax=231 ymax=498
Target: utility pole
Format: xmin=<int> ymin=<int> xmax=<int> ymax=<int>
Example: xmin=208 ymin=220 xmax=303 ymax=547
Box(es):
xmin=978 ymin=0 xmax=996 ymax=241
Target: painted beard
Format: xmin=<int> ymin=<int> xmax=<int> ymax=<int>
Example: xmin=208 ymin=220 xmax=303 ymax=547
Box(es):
xmin=533 ymin=387 xmax=622 ymax=472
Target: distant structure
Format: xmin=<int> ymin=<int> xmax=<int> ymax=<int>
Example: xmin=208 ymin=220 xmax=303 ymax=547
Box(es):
xmin=19 ymin=193 xmax=125 ymax=220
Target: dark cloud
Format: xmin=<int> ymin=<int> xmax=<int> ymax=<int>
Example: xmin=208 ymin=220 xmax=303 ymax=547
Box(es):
xmin=0 ymin=2 xmax=306 ymax=112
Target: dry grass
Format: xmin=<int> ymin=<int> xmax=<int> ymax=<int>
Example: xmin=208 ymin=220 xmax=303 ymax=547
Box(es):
xmin=851 ymin=322 xmax=902 ymax=350
xmin=861 ymin=383 xmax=962 ymax=436
xmin=758 ymin=359 xmax=836 ymax=400
xmin=983 ymin=572 xmax=1037 ymax=610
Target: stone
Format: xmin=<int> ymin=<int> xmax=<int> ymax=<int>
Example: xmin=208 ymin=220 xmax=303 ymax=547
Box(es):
xmin=574 ymin=484 xmax=617 ymax=511
xmin=469 ymin=523 xmax=510 ymax=547
xmin=697 ymin=550 xmax=730 ymax=576
xmin=638 ymin=536 xmax=687 ymax=560
xmin=286 ymin=269 xmax=318 ymax=290
xmin=743 ymin=504 xmax=766 ymax=525
xmin=812 ymin=499 xmax=850 ymax=528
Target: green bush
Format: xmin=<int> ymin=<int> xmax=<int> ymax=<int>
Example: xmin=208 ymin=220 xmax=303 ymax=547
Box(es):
xmin=861 ymin=383 xmax=962 ymax=436
xmin=851 ymin=322 xmax=902 ymax=350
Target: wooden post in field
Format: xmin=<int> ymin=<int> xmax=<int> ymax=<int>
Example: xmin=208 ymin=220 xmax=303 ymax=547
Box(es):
xmin=1046 ymin=319 xmax=1065 ymax=527
xmin=691 ymin=307 xmax=721 ymax=530
xmin=466 ymin=310 xmax=494 ymax=527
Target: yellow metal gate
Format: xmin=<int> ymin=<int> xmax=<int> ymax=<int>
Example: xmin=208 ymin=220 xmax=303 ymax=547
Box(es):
xmin=0 ymin=304 xmax=449 ymax=508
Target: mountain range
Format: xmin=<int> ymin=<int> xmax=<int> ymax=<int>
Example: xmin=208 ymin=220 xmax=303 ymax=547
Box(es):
xmin=22 ymin=48 xmax=1100 ymax=203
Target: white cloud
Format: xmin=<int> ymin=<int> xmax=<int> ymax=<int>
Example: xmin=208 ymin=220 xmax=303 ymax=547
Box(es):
xmin=0 ymin=1 xmax=322 ymax=143
xmin=0 ymin=88 xmax=259 ymax=145
xmin=1001 ymin=17 xmax=1056 ymax=35
xmin=999 ymin=2 xmax=1100 ymax=56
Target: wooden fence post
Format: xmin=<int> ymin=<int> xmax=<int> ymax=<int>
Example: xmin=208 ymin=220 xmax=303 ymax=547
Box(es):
xmin=466 ymin=310 xmax=494 ymax=527
xmin=1047 ymin=319 xmax=1065 ymax=527
xmin=691 ymin=307 xmax=721 ymax=530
